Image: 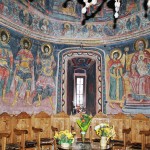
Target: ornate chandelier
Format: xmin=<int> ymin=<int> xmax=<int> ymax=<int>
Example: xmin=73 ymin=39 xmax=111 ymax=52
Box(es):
xmin=82 ymin=0 xmax=150 ymax=18
xmin=63 ymin=0 xmax=150 ymax=25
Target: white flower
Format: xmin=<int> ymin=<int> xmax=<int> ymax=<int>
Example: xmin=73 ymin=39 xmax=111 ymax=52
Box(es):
xmin=81 ymin=131 xmax=86 ymax=134
xmin=94 ymin=125 xmax=100 ymax=130
xmin=82 ymin=7 xmax=86 ymax=14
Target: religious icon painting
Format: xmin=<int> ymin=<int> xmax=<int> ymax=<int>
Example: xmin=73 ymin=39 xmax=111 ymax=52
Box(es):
xmin=41 ymin=43 xmax=53 ymax=55
xmin=20 ymin=37 xmax=32 ymax=50
xmin=134 ymin=38 xmax=148 ymax=51
xmin=0 ymin=28 xmax=10 ymax=43
xmin=110 ymin=48 xmax=122 ymax=60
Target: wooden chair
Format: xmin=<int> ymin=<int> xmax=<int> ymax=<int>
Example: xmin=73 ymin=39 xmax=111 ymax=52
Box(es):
xmin=12 ymin=112 xmax=38 ymax=150
xmin=32 ymin=127 xmax=43 ymax=150
xmin=51 ymin=111 xmax=70 ymax=135
xmin=123 ymin=114 xmax=150 ymax=150
xmin=140 ymin=130 xmax=150 ymax=150
xmin=70 ymin=113 xmax=82 ymax=141
xmin=51 ymin=111 xmax=70 ymax=149
xmin=0 ymin=112 xmax=20 ymax=150
xmin=0 ymin=132 xmax=11 ymax=150
xmin=32 ymin=111 xmax=56 ymax=150
xmin=109 ymin=113 xmax=132 ymax=150
xmin=139 ymin=118 xmax=150 ymax=150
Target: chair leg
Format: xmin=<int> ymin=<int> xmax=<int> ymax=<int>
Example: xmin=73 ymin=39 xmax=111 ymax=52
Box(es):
xmin=21 ymin=133 xmax=26 ymax=150
xmin=141 ymin=134 xmax=145 ymax=150
xmin=1 ymin=137 xmax=7 ymax=150
xmin=53 ymin=140 xmax=57 ymax=150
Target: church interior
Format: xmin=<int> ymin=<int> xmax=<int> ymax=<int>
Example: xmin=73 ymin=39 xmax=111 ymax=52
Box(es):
xmin=0 ymin=0 xmax=150 ymax=149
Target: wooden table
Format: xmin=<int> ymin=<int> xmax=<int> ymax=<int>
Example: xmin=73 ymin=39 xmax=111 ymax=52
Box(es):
xmin=57 ymin=141 xmax=112 ymax=150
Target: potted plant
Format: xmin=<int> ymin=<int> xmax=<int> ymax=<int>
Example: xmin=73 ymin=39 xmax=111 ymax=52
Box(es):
xmin=54 ymin=130 xmax=74 ymax=148
xmin=94 ymin=123 xmax=116 ymax=148
xmin=76 ymin=114 xmax=92 ymax=142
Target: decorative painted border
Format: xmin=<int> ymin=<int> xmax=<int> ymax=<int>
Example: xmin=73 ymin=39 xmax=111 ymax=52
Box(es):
xmin=56 ymin=47 xmax=106 ymax=113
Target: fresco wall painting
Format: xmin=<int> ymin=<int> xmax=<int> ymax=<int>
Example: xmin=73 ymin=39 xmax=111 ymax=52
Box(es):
xmin=106 ymin=38 xmax=150 ymax=114
xmin=0 ymin=0 xmax=150 ymax=45
xmin=0 ymin=28 xmax=56 ymax=115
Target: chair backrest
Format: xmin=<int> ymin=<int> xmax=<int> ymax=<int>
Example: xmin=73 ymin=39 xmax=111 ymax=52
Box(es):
xmin=91 ymin=112 xmax=109 ymax=140
xmin=32 ymin=111 xmax=51 ymax=139
xmin=146 ymin=125 xmax=150 ymax=144
xmin=51 ymin=111 xmax=70 ymax=137
xmin=12 ymin=112 xmax=32 ymax=143
xmin=110 ymin=113 xmax=131 ymax=141
xmin=131 ymin=114 xmax=149 ymax=143
xmin=0 ymin=112 xmax=13 ymax=143
xmin=70 ymin=113 xmax=82 ymax=139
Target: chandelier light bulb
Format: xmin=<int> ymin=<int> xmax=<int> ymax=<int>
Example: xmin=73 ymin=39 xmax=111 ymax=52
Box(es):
xmin=91 ymin=0 xmax=97 ymax=5
xmin=115 ymin=0 xmax=120 ymax=8
xmin=83 ymin=0 xmax=88 ymax=3
xmin=114 ymin=12 xmax=119 ymax=18
xmin=82 ymin=7 xmax=87 ymax=14
xmin=115 ymin=7 xmax=120 ymax=12
xmin=148 ymin=0 xmax=150 ymax=8
xmin=85 ymin=2 xmax=91 ymax=8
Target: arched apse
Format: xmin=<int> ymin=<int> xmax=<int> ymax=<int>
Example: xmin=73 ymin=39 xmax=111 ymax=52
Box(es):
xmin=56 ymin=47 xmax=106 ymax=115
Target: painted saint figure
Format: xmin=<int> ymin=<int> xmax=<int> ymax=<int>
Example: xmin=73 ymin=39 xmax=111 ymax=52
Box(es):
xmin=129 ymin=38 xmax=150 ymax=101
xmin=40 ymin=19 xmax=49 ymax=33
xmin=108 ymin=49 xmax=124 ymax=106
xmin=12 ymin=37 xmax=34 ymax=106
xmin=0 ymin=28 xmax=13 ymax=102
xmin=33 ymin=43 xmax=56 ymax=109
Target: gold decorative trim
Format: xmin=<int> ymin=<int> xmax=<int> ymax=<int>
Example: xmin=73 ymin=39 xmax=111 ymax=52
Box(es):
xmin=0 ymin=28 xmax=10 ymax=43
xmin=41 ymin=43 xmax=53 ymax=55
xmin=20 ymin=37 xmax=32 ymax=50
xmin=134 ymin=38 xmax=148 ymax=51
xmin=110 ymin=48 xmax=122 ymax=60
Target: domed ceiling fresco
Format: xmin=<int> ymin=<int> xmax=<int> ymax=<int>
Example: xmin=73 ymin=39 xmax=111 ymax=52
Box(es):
xmin=0 ymin=0 xmax=150 ymax=45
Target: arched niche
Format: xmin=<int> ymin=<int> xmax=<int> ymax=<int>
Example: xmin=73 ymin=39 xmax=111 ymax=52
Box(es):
xmin=56 ymin=48 xmax=106 ymax=115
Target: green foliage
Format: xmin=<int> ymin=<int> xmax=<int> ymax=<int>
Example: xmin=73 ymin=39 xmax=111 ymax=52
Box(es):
xmin=54 ymin=130 xmax=74 ymax=145
xmin=95 ymin=123 xmax=116 ymax=139
xmin=76 ymin=114 xmax=92 ymax=132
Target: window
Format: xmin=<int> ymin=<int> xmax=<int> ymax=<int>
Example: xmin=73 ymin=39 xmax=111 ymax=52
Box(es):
xmin=76 ymin=77 xmax=84 ymax=106
xmin=73 ymin=69 xmax=86 ymax=109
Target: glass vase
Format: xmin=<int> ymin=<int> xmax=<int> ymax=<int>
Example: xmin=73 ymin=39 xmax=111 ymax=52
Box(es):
xmin=81 ymin=131 xmax=86 ymax=143
xmin=61 ymin=143 xmax=70 ymax=148
xmin=100 ymin=136 xmax=107 ymax=148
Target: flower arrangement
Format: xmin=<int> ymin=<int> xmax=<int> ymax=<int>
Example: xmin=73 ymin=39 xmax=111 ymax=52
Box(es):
xmin=76 ymin=114 xmax=92 ymax=132
xmin=54 ymin=130 xmax=74 ymax=145
xmin=94 ymin=123 xmax=116 ymax=139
